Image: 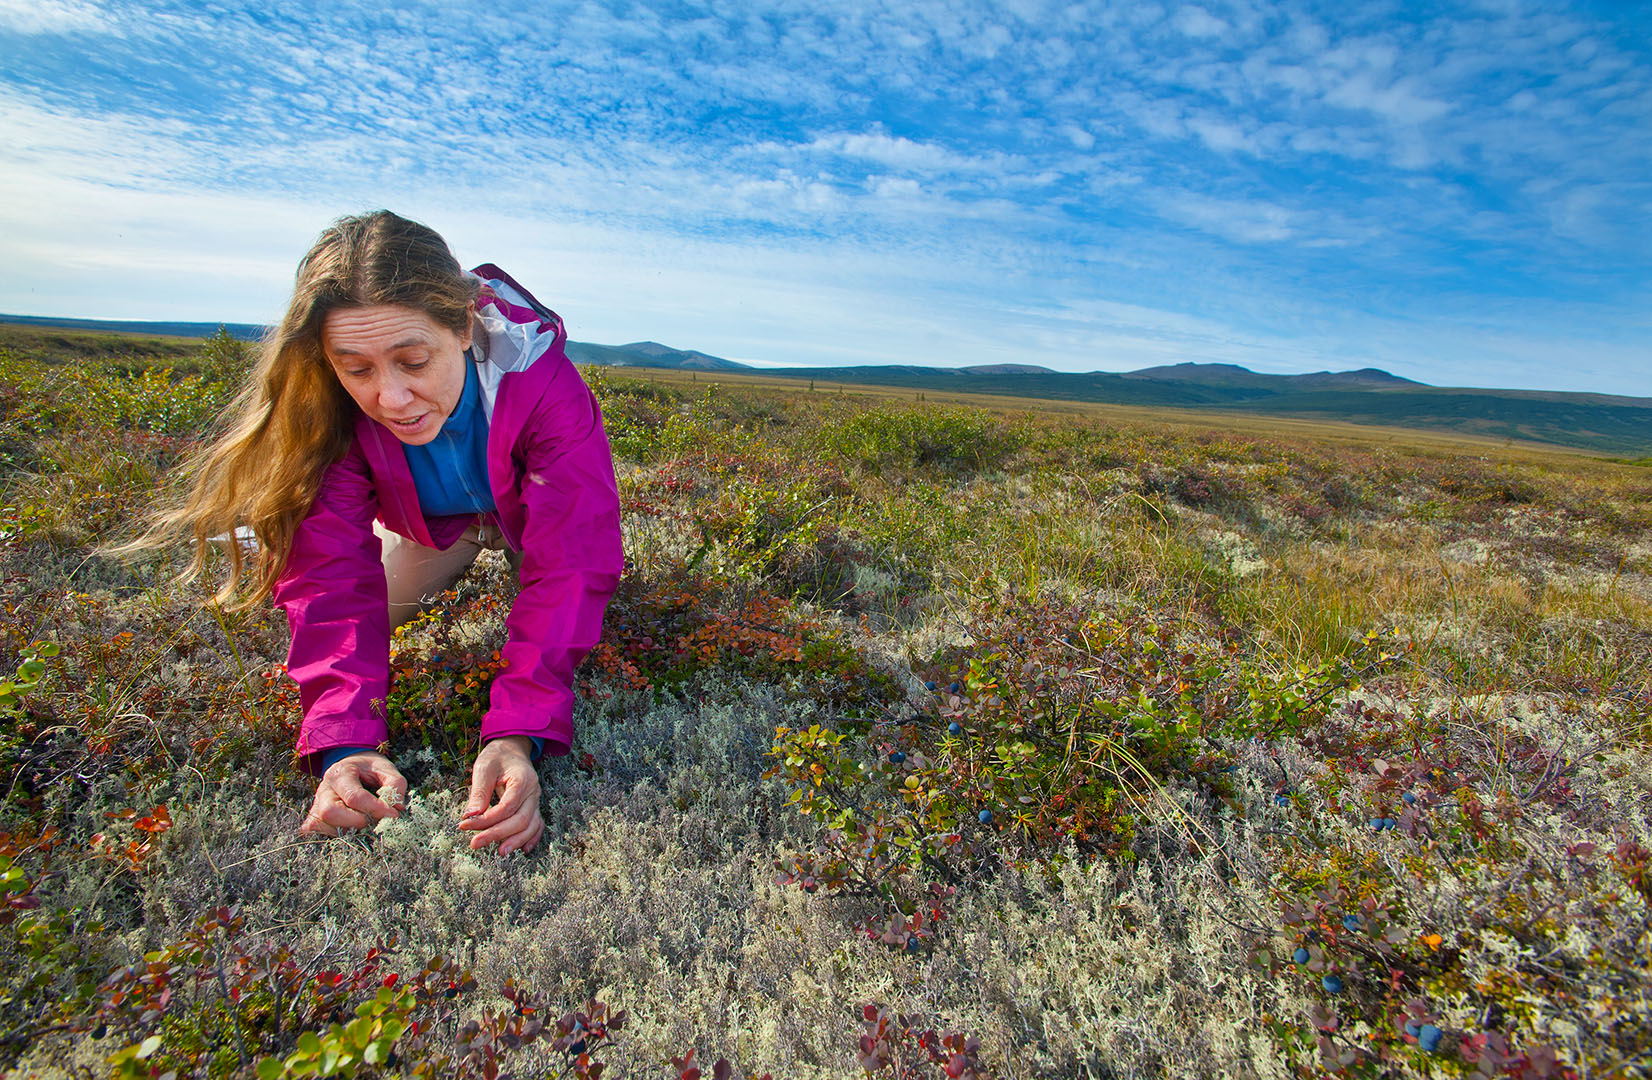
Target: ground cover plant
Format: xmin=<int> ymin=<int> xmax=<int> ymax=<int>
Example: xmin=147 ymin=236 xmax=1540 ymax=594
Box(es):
xmin=0 ymin=332 xmax=1648 ymax=1078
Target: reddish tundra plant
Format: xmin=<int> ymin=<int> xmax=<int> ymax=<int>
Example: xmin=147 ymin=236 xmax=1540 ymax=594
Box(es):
xmin=855 ymin=1004 xmax=987 ymax=1079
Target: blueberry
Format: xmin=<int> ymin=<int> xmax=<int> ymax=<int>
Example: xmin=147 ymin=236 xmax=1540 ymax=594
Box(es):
xmin=925 ymin=681 xmax=938 ymax=691
xmin=1370 ymin=817 xmax=1385 ymax=831
xmin=1417 ymin=1024 xmax=1442 ymax=1052
xmin=948 ymin=722 xmax=962 ymax=735
xmin=1321 ymin=975 xmax=1344 ymax=994
xmin=568 ymin=1038 xmax=588 ymax=1056
xmin=1383 ymin=817 xmax=1398 ymax=830
xmin=1404 ymin=1020 xmax=1421 ymax=1038
xmin=1274 ymin=793 xmax=1291 ymax=806
xmin=948 ymin=681 xmax=962 ymax=694
xmin=1292 ymin=947 xmax=1310 ymax=965
xmin=92 ymin=1024 xmax=107 ymax=1040
xmin=889 ymin=751 xmax=906 ymax=764
xmin=905 ymin=937 xmax=921 ymax=952
xmin=1403 ymin=791 xmax=1417 ymax=806
xmin=1343 ymin=915 xmax=1361 ymax=932
xmin=978 ymin=809 xmax=993 ymax=824
xmin=1016 ymin=634 xmax=1026 ymax=644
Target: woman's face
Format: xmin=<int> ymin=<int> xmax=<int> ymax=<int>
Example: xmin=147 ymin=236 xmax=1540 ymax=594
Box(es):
xmin=321 ymin=304 xmax=471 ymax=445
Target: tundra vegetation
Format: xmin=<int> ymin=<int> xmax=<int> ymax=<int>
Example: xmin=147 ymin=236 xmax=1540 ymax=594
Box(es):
xmin=0 ymin=326 xmax=1648 ymax=1079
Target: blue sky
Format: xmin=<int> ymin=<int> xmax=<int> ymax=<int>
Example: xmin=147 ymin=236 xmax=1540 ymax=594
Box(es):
xmin=1 ymin=1 xmax=1648 ymax=394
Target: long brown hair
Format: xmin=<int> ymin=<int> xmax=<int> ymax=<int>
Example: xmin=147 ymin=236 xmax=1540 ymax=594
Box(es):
xmin=121 ymin=210 xmax=480 ymax=608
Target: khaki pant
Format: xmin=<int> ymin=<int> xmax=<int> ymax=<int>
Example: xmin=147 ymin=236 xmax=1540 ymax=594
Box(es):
xmin=376 ymin=518 xmax=521 ymax=631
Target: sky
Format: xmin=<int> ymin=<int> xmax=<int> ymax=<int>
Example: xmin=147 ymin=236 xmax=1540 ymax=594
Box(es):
xmin=1 ymin=1 xmax=1649 ymax=395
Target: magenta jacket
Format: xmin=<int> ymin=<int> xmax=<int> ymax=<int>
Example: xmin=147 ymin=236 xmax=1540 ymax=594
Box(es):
xmin=273 ymin=265 xmax=624 ymax=773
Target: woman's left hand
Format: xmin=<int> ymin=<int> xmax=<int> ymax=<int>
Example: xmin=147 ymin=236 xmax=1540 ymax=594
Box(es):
xmin=459 ymin=736 xmax=544 ymax=854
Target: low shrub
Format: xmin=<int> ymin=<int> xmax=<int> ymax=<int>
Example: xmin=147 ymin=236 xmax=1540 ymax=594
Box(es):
xmin=768 ymin=600 xmax=1391 ymax=900
xmin=1252 ymin=700 xmax=1648 ymax=1078
xmin=583 ymin=569 xmax=901 ymax=711
xmin=819 ymin=405 xmax=1024 ymax=474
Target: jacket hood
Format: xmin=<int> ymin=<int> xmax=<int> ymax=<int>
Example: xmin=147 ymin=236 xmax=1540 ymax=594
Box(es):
xmin=468 ymin=264 xmax=567 ymax=420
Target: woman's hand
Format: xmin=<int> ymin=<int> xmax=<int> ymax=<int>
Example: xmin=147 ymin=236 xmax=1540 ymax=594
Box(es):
xmin=301 ymin=752 xmax=407 ymax=837
xmin=459 ymin=736 xmax=544 ymax=854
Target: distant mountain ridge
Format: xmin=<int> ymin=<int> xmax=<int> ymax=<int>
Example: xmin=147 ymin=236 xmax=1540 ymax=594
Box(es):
xmin=4 ymin=315 xmax=1648 ymax=455
xmin=562 ymin=339 xmax=1651 ymax=454
xmin=1123 ymin=362 xmax=1420 ymax=391
xmin=564 ymin=340 xmax=747 ymax=371
xmin=0 ymin=313 xmax=266 ymax=340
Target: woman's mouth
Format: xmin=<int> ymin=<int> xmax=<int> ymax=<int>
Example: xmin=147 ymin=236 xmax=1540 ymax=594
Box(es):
xmin=388 ymin=413 xmax=428 ymax=434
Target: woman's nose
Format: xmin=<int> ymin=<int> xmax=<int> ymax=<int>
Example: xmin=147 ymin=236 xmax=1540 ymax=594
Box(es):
xmin=379 ymin=376 xmax=415 ymax=410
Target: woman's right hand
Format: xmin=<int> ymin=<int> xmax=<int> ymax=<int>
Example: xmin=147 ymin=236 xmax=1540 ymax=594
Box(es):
xmin=300 ymin=752 xmax=407 ymax=837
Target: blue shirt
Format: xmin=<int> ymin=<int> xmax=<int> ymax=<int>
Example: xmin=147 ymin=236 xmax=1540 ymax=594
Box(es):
xmin=403 ymin=355 xmax=496 ymax=517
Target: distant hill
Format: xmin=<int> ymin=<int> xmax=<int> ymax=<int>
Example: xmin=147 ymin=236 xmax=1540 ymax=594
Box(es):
xmin=5 ymin=315 xmax=1648 ymax=455
xmin=564 ymin=340 xmax=748 ymax=371
xmin=0 ymin=314 xmax=267 ymax=340
xmin=1123 ymin=362 xmax=1419 ymax=391
xmin=963 ymin=363 xmax=1057 ymax=375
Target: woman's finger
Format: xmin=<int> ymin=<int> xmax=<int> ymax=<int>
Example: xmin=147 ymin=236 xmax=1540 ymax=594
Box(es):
xmin=461 ymin=772 xmax=532 ymax=830
xmin=467 ymin=799 xmax=538 ymax=850
xmin=463 ymin=756 xmax=502 ymax=821
xmin=299 ymin=813 xmax=339 ymax=838
xmin=466 ymin=800 xmax=535 ymax=848
xmin=340 ymin=783 xmax=395 ymax=821
xmin=319 ymin=802 xmax=371 ymax=831
xmin=358 ymin=759 xmax=408 ymax=805
xmin=332 ymin=766 xmax=397 ymax=820
xmin=498 ymin=816 xmax=544 ymax=856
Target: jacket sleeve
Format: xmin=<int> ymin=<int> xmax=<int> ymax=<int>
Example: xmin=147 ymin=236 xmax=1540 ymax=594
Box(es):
xmin=482 ymin=364 xmax=623 ymax=755
xmin=272 ymin=437 xmax=392 ymax=775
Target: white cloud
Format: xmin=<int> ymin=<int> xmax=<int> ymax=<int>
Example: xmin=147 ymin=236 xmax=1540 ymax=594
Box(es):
xmin=1186 ymin=115 xmax=1253 ymax=153
xmin=0 ymin=0 xmax=114 ymax=34
xmin=807 ymin=132 xmax=979 ymax=174
xmin=1325 ymin=72 xmax=1452 ymax=126
xmin=1172 ymin=6 xmax=1228 ymax=39
xmin=1059 ymin=124 xmax=1095 ymax=150
xmin=1154 ymin=192 xmax=1300 ymax=244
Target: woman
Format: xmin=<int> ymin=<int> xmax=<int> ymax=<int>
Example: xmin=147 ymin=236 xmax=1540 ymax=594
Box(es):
xmin=138 ymin=210 xmax=623 ymax=855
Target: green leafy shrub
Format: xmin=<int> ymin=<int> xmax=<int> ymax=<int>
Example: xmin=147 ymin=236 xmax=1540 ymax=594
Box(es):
xmin=585 ymin=367 xmax=688 ymax=461
xmin=820 ymin=404 xmax=1024 ymax=473
xmin=193 ymin=326 xmax=255 ymax=387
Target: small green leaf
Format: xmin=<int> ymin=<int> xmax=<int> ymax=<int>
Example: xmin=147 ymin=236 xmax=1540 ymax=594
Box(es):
xmin=257 ymin=1058 xmax=285 ymax=1080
